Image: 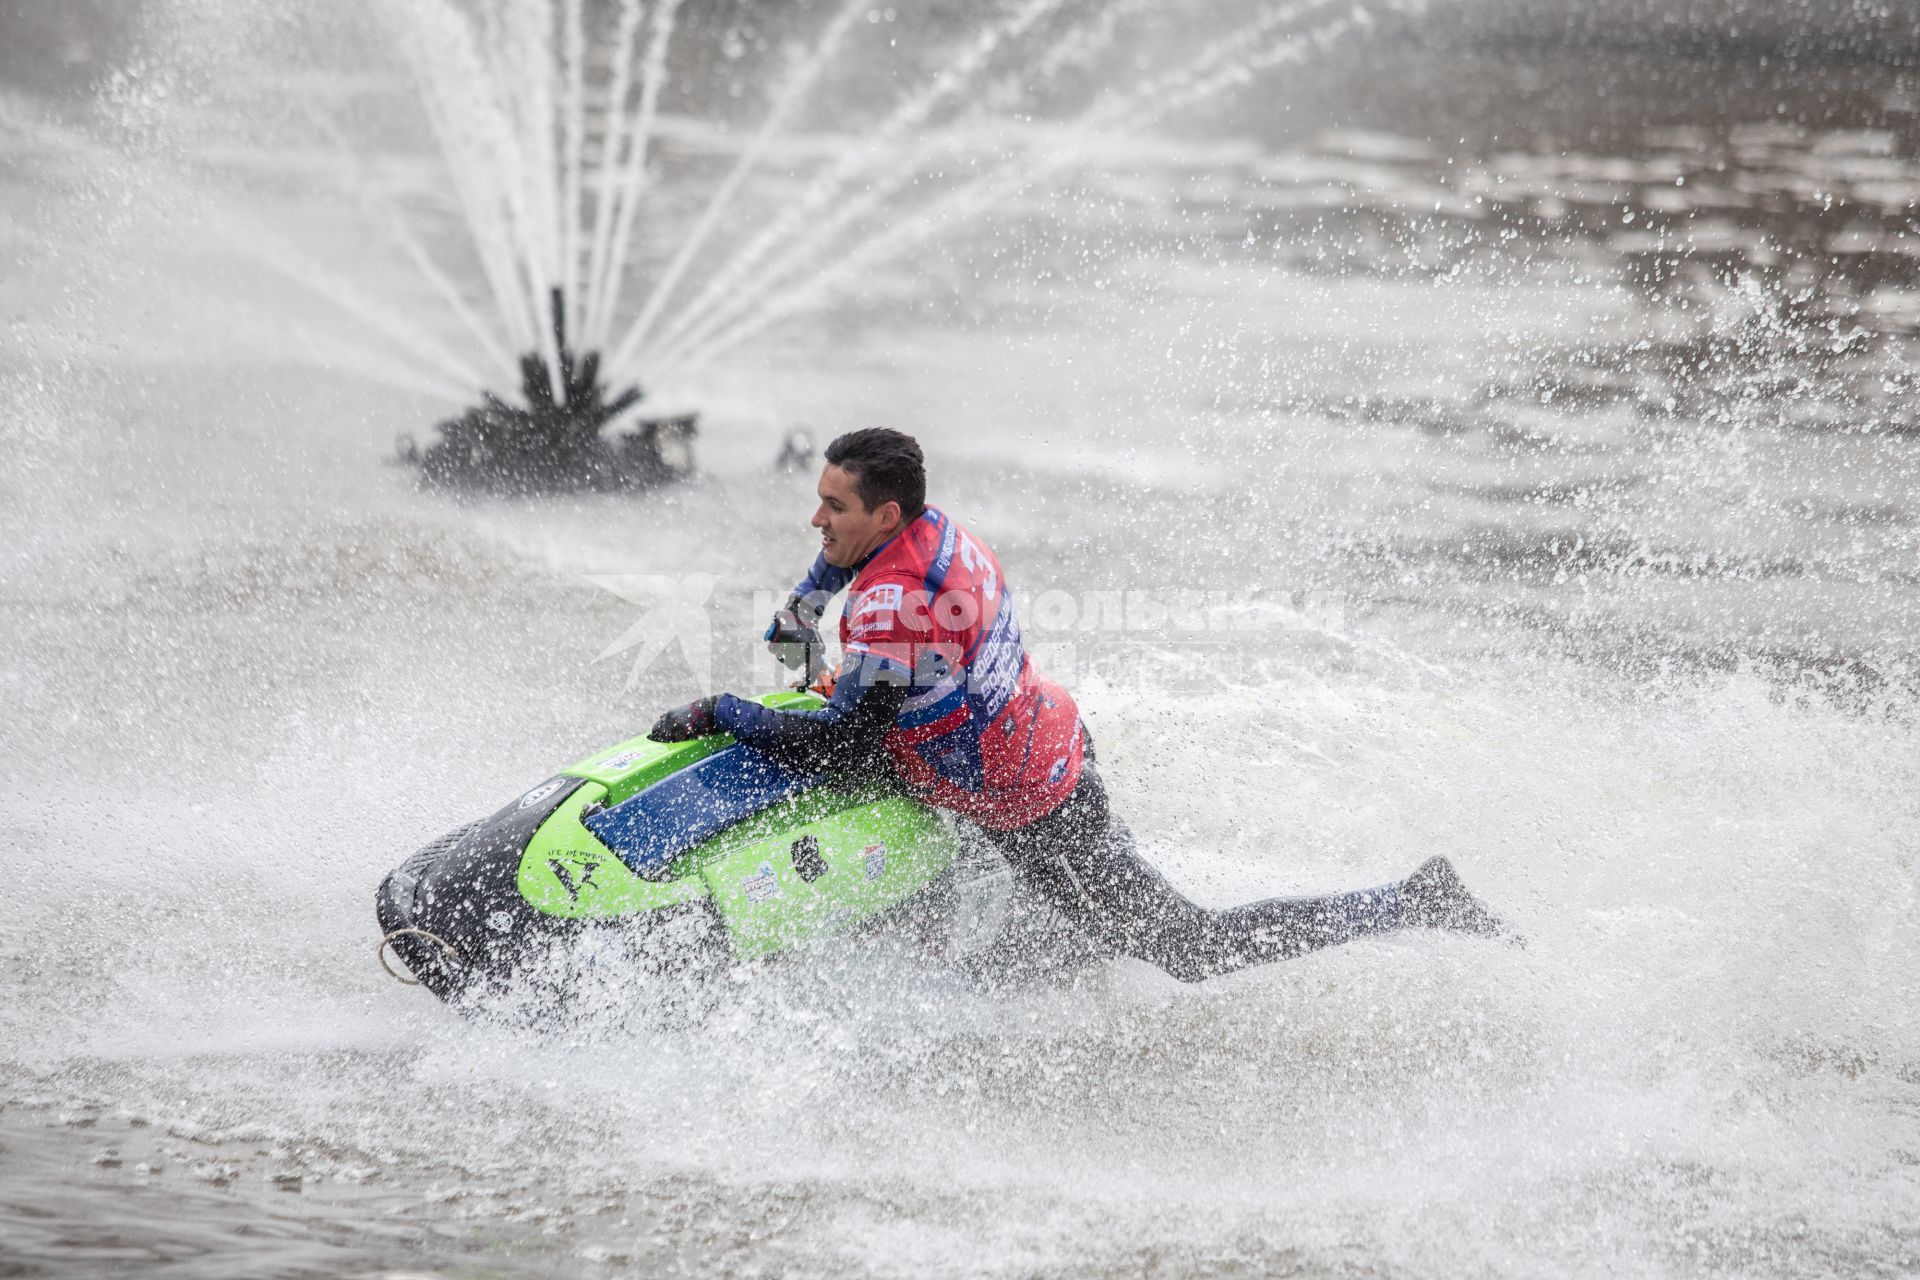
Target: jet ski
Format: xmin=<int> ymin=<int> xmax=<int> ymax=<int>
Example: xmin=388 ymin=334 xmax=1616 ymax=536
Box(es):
xmin=375 ymin=691 xmax=1024 ymax=1009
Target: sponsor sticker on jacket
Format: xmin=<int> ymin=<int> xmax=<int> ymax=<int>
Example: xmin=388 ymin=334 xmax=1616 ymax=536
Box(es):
xmin=862 ymin=842 xmax=887 ymax=881
xmin=853 ymin=583 xmax=903 ymax=618
xmin=743 ymin=860 xmax=781 ymax=904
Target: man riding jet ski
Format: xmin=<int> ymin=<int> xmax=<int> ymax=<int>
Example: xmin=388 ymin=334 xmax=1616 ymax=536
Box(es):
xmin=648 ymin=428 xmax=1516 ymax=982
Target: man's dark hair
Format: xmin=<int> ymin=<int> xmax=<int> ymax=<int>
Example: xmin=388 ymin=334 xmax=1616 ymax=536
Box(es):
xmin=824 ymin=428 xmax=926 ymax=519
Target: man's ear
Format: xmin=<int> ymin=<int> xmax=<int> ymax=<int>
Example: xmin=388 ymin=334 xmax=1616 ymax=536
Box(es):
xmin=880 ymin=500 xmax=902 ymax=531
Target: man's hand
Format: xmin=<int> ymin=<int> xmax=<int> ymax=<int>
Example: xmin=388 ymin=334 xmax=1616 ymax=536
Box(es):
xmin=647 ymin=695 xmax=721 ymax=742
xmin=765 ymin=594 xmax=827 ymax=681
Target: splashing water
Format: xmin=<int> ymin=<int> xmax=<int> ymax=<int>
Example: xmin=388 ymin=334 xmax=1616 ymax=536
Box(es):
xmin=4 ymin=1 xmax=1920 ymax=1276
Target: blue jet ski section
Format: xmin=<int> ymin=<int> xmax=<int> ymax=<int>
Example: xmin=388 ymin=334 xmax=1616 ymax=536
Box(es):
xmin=583 ymin=744 xmax=820 ymax=879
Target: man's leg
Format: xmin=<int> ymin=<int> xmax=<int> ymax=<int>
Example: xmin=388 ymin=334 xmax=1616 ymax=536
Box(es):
xmin=985 ymin=762 xmax=1513 ymax=983
xmin=984 ymin=771 xmax=1213 ymax=976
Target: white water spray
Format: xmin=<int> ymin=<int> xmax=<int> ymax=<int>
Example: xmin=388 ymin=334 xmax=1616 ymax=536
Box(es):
xmin=585 ymin=0 xmax=684 ymax=353
xmin=577 ymin=0 xmax=650 ymax=349
xmin=302 ymin=104 xmax=519 ymax=384
xmin=637 ymin=0 xmax=1072 ymax=367
xmin=599 ymin=0 xmax=871 ymax=377
xmin=559 ymin=0 xmax=588 ymax=342
xmin=385 ymin=0 xmax=544 ymax=362
xmin=655 ymin=0 xmax=1359 ymax=372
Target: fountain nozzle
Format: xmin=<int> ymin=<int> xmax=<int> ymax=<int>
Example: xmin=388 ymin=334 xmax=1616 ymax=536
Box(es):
xmin=397 ymin=288 xmax=696 ymax=494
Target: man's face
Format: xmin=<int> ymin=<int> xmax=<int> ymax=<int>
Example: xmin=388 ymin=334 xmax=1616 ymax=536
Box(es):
xmin=812 ymin=463 xmax=901 ymax=568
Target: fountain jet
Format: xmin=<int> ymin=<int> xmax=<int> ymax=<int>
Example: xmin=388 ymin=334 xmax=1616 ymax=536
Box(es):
xmin=370 ymin=0 xmax=1382 ymax=488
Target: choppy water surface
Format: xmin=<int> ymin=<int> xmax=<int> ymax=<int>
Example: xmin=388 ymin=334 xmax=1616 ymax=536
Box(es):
xmin=3 ymin=4 xmax=1919 ymax=1277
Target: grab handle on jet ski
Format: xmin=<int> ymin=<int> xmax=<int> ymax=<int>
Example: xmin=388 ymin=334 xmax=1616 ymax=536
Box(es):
xmin=378 ymin=927 xmax=461 ymax=985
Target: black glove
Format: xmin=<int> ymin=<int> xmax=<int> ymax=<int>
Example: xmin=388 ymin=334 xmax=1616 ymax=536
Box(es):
xmin=647 ymin=695 xmax=721 ymax=742
xmin=764 ymin=593 xmax=828 ymax=681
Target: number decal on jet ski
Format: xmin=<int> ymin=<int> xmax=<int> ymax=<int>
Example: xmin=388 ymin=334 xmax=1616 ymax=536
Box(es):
xmin=789 ymin=835 xmax=829 ymax=883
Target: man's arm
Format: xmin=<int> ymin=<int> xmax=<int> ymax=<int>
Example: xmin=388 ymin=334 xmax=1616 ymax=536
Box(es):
xmin=766 ymin=553 xmax=857 ymax=680
xmin=713 ymin=658 xmax=908 ymax=777
xmin=657 ymin=568 xmax=914 ymax=774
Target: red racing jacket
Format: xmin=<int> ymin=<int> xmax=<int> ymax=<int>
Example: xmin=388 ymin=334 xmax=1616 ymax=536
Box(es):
xmin=717 ymin=506 xmax=1084 ymax=830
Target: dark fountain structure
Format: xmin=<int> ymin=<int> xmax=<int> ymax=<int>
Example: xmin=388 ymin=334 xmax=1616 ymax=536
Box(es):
xmin=396 ymin=290 xmax=696 ymax=495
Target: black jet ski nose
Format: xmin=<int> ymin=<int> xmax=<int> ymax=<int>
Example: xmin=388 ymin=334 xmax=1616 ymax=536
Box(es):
xmin=376 ymin=822 xmax=483 ymax=1002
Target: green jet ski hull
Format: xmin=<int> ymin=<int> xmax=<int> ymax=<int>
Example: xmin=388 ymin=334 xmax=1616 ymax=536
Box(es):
xmin=375 ymin=691 xmax=964 ymax=1006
